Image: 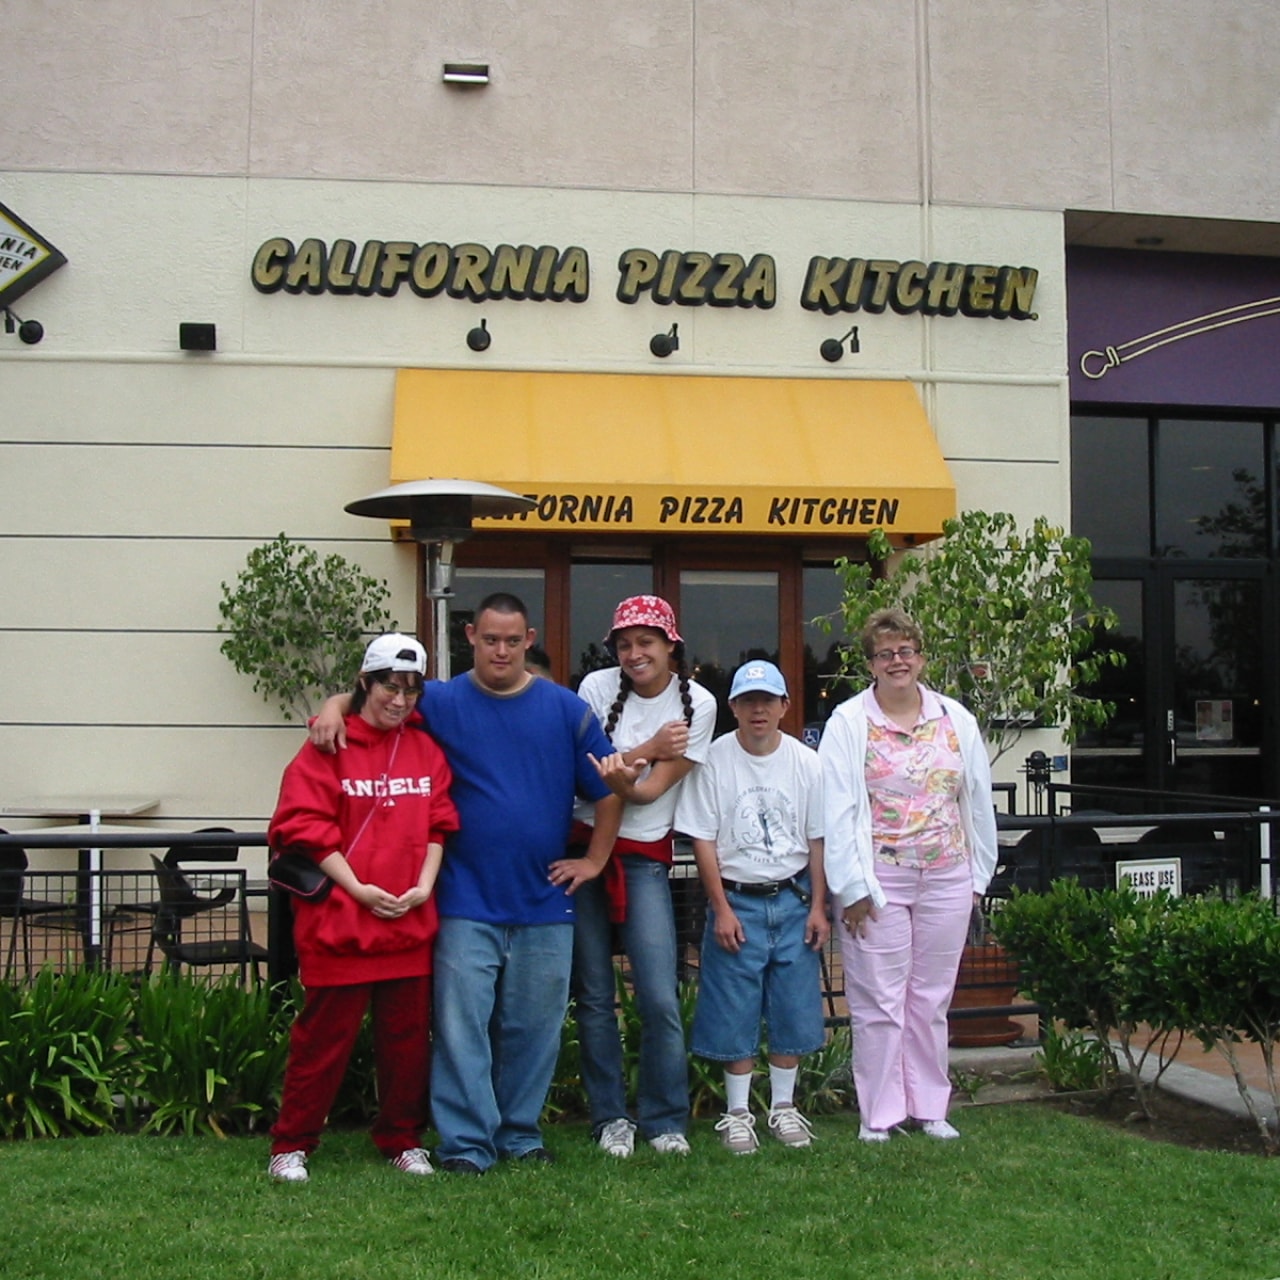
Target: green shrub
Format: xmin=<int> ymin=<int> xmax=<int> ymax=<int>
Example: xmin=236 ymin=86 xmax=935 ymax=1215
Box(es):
xmin=128 ymin=974 xmax=294 ymax=1137
xmin=991 ymin=881 xmax=1180 ymax=1115
xmin=1131 ymin=893 xmax=1280 ymax=1153
xmin=1035 ymin=1025 xmax=1116 ymax=1093
xmin=0 ymin=969 xmax=134 ymax=1138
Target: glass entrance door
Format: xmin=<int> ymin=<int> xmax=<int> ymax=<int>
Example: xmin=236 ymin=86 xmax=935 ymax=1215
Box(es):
xmin=1163 ymin=572 xmax=1267 ymax=798
xmin=1074 ymin=567 xmax=1272 ymax=803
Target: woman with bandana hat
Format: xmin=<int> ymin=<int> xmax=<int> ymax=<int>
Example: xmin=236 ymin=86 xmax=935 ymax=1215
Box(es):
xmin=549 ymin=596 xmax=716 ymax=1156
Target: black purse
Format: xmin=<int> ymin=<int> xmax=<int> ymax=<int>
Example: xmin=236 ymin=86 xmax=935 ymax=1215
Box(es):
xmin=268 ymin=849 xmax=334 ymax=902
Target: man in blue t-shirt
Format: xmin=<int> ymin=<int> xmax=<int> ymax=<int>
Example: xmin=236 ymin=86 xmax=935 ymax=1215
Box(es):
xmin=312 ymin=593 xmax=622 ymax=1173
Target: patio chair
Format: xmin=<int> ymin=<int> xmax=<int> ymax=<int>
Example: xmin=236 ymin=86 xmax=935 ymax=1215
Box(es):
xmin=0 ymin=835 xmax=77 ymax=979
xmin=103 ymin=829 xmax=238 ymax=972
xmin=147 ymin=854 xmax=267 ymax=983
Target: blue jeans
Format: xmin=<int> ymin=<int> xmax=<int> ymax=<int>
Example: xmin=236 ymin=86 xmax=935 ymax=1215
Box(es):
xmin=691 ymin=878 xmax=824 ymax=1061
xmin=431 ymin=917 xmax=573 ymax=1169
xmin=571 ymin=856 xmax=689 ymax=1139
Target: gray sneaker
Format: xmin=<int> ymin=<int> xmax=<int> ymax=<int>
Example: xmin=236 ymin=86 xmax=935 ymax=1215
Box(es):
xmin=648 ymin=1132 xmax=691 ymax=1155
xmin=767 ymin=1105 xmax=815 ymax=1148
xmin=714 ymin=1109 xmax=759 ymax=1155
xmin=597 ymin=1117 xmax=637 ymax=1158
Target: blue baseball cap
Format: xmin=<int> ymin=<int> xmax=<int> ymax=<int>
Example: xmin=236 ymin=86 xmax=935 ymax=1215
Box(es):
xmin=729 ymin=660 xmax=788 ymax=700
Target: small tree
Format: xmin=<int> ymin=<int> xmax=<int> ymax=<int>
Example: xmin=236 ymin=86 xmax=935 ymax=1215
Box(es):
xmin=823 ymin=510 xmax=1122 ymax=763
xmin=217 ymin=533 xmax=397 ymax=722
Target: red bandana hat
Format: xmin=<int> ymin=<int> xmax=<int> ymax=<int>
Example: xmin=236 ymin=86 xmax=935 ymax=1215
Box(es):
xmin=604 ymin=595 xmax=683 ymax=646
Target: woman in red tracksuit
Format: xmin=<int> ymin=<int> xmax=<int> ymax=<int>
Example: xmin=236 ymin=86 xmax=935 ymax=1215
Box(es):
xmin=266 ymin=634 xmax=458 ymax=1182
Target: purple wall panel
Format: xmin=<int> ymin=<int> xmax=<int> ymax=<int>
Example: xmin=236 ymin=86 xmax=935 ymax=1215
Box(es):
xmin=1067 ymin=247 xmax=1280 ymax=409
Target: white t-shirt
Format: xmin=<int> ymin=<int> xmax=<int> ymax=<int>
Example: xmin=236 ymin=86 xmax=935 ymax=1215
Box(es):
xmin=573 ymin=667 xmax=717 ymax=843
xmin=676 ymin=731 xmax=823 ymax=883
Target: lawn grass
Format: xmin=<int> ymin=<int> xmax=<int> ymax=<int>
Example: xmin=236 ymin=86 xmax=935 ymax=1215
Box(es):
xmin=4 ymin=1106 xmax=1278 ymax=1280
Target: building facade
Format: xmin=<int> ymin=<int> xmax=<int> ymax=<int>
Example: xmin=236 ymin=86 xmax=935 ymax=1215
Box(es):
xmin=3 ymin=1 xmax=1278 ymax=843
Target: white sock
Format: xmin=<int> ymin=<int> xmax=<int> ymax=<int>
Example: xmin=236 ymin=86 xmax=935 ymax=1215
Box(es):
xmin=724 ymin=1070 xmax=753 ymax=1112
xmin=769 ymin=1064 xmax=798 ymax=1110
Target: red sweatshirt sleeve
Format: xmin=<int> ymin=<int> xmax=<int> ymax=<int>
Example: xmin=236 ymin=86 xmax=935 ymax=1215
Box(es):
xmin=267 ymin=740 xmax=344 ymax=863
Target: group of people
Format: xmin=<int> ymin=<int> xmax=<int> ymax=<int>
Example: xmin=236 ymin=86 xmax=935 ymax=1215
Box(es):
xmin=264 ymin=592 xmax=997 ymax=1182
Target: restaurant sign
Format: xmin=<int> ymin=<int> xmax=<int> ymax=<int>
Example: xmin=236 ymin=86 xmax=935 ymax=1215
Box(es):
xmin=475 ymin=487 xmax=905 ymax=533
xmin=0 ymin=201 xmax=67 ymax=311
xmin=252 ymin=237 xmax=1037 ymax=319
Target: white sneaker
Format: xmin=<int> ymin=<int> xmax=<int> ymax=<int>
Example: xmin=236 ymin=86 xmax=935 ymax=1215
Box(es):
xmin=767 ymin=1105 xmax=815 ymax=1148
xmin=714 ymin=1109 xmax=759 ymax=1155
xmin=268 ymin=1150 xmax=309 ymax=1182
xmin=858 ymin=1124 xmax=890 ymax=1144
xmin=389 ymin=1147 xmax=434 ymax=1175
xmin=598 ymin=1117 xmax=637 ymax=1158
xmin=920 ymin=1119 xmax=960 ymax=1140
xmin=648 ymin=1132 xmax=691 ymax=1155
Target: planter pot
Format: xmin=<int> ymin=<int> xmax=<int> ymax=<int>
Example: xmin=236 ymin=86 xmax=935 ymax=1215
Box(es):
xmin=948 ymin=942 xmax=1022 ymax=1048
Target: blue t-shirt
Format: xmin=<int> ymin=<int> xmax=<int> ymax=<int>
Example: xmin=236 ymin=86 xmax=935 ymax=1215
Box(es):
xmin=419 ymin=672 xmax=614 ymax=926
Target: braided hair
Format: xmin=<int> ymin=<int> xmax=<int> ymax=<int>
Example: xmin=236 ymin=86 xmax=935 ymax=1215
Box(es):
xmin=603 ymin=642 xmax=694 ymax=742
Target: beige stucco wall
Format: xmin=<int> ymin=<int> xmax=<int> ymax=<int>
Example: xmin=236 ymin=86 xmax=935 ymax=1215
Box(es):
xmin=5 ymin=1 xmax=1278 ymax=220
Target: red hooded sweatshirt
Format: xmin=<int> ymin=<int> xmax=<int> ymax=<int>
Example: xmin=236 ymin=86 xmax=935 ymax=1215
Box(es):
xmin=268 ymin=711 xmax=459 ymax=987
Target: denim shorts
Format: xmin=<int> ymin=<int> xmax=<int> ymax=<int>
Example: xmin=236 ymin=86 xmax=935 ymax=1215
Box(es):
xmin=691 ymin=878 xmax=825 ymax=1061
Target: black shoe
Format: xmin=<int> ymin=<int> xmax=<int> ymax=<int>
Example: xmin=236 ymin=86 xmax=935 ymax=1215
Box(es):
xmin=439 ymin=1157 xmax=485 ymax=1176
xmin=518 ymin=1147 xmax=555 ymax=1164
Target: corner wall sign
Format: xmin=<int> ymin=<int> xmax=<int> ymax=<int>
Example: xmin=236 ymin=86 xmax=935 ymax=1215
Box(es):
xmin=0 ymin=201 xmax=67 ymax=311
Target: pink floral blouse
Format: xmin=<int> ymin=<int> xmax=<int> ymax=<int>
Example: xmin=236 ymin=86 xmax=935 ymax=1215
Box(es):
xmin=864 ymin=688 xmax=968 ymax=870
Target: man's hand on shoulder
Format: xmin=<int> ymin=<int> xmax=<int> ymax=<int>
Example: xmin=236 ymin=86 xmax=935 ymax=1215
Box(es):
xmin=309 ymin=693 xmax=352 ymax=753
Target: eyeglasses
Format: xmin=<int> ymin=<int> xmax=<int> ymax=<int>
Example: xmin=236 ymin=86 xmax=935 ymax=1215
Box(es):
xmin=376 ymin=681 xmax=422 ymax=701
xmin=871 ymin=647 xmax=921 ymax=664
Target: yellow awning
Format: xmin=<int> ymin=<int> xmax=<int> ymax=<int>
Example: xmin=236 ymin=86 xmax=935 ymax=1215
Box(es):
xmin=390 ymin=369 xmax=955 ymax=540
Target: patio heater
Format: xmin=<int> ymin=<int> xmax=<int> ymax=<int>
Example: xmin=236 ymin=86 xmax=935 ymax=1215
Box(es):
xmin=344 ymin=479 xmax=535 ymax=681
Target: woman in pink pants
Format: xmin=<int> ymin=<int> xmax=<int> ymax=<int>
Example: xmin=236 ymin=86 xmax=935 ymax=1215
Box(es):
xmin=818 ymin=608 xmax=997 ymax=1142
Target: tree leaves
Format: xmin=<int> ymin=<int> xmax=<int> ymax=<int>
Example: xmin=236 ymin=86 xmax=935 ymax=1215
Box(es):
xmin=819 ymin=510 xmax=1124 ymax=762
xmin=216 ymin=533 xmax=396 ymax=721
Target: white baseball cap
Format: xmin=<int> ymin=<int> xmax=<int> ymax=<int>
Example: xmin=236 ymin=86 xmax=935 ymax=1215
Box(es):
xmin=361 ymin=633 xmax=427 ymax=675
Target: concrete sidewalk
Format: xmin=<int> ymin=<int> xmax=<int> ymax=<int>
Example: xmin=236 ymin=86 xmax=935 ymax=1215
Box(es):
xmin=949 ymin=1033 xmax=1277 ymax=1124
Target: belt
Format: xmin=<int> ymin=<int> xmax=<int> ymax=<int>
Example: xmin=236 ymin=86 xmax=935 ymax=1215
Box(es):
xmin=722 ymin=874 xmax=811 ymax=906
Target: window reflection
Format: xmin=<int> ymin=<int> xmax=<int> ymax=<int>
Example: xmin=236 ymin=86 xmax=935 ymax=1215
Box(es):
xmin=680 ymin=570 xmax=778 ymax=736
xmin=1071 ymin=416 xmax=1149 ymax=557
xmin=1156 ymin=419 xmax=1265 ymax=558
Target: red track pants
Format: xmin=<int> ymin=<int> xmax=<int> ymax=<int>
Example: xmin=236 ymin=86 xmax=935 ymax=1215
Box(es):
xmin=271 ymin=974 xmax=431 ymax=1159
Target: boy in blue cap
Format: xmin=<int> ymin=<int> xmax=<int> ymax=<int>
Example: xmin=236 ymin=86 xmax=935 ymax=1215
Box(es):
xmin=675 ymin=660 xmax=828 ymax=1154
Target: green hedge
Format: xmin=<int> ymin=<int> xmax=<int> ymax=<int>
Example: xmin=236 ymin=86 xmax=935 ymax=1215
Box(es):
xmin=992 ymin=883 xmax=1280 ymax=1152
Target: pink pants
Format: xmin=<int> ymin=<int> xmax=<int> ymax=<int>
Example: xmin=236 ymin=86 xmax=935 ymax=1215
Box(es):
xmin=840 ymin=859 xmax=972 ymax=1131
xmin=271 ymin=974 xmax=431 ymax=1159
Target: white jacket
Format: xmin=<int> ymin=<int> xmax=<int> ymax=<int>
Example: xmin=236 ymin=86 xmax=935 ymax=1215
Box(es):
xmin=818 ymin=686 xmax=998 ymax=910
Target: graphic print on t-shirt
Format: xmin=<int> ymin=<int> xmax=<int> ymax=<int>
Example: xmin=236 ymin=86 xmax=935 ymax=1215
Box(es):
xmin=734 ymin=785 xmax=799 ymax=868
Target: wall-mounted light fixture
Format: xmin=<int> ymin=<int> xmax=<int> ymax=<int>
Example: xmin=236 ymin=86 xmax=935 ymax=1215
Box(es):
xmin=650 ymin=324 xmax=679 ymax=358
xmin=442 ymin=62 xmax=490 ymax=85
xmin=820 ymin=326 xmax=859 ymax=362
xmin=2 ymin=307 xmax=43 ymax=344
xmin=466 ymin=318 xmax=491 ymax=351
xmin=179 ymin=322 xmax=217 ymax=352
